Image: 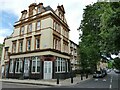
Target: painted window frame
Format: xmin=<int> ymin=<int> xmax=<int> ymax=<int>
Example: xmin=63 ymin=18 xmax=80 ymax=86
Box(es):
xmin=35 ymin=36 xmax=40 ymax=49
xmin=19 ymin=40 xmax=23 ymax=52
xmin=55 ymin=57 xmax=66 ymax=73
xmin=20 ymin=26 xmax=24 ymax=35
xmin=36 ymin=21 xmax=41 ymax=30
xmin=12 ymin=41 xmax=16 ymax=53
xmin=31 ymin=56 xmax=40 ymax=73
xmin=28 ymin=23 xmax=32 ymax=33
xmin=15 ymin=58 xmax=23 ymax=73
xmin=9 ymin=59 xmax=14 ymax=73
xmin=26 ymin=38 xmax=31 ymax=51
xmin=53 ymin=36 xmax=61 ymax=51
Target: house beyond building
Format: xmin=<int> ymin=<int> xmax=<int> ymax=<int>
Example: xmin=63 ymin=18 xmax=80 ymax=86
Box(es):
xmin=1 ymin=3 xmax=79 ymax=79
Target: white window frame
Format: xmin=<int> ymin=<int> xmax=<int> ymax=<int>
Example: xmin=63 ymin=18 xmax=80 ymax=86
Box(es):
xmin=19 ymin=41 xmax=23 ymax=52
xmin=37 ymin=21 xmax=40 ymax=30
xmin=35 ymin=38 xmax=40 ymax=49
xmin=66 ymin=61 xmax=68 ymax=72
xmin=15 ymin=59 xmax=23 ymax=73
xmin=21 ymin=26 xmax=24 ymax=35
xmin=27 ymin=39 xmax=31 ymax=51
xmin=12 ymin=42 xmax=16 ymax=53
xmin=31 ymin=57 xmax=40 ymax=73
xmin=9 ymin=59 xmax=14 ymax=73
xmin=56 ymin=57 xmax=66 ymax=73
xmin=28 ymin=23 xmax=32 ymax=32
xmin=38 ymin=7 xmax=41 ymax=13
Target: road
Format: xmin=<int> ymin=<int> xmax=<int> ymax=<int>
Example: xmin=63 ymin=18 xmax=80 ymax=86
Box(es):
xmin=66 ymin=70 xmax=120 ymax=90
xmin=1 ymin=70 xmax=120 ymax=90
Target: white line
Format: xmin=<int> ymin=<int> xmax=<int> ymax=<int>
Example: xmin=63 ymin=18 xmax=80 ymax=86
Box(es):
xmin=110 ymin=79 xmax=112 ymax=83
xmin=109 ymin=84 xmax=112 ymax=89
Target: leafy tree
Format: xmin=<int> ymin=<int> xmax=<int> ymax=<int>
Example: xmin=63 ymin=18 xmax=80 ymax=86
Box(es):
xmin=0 ymin=44 xmax=4 ymax=57
xmin=113 ymin=58 xmax=120 ymax=70
xmin=78 ymin=2 xmax=120 ymax=73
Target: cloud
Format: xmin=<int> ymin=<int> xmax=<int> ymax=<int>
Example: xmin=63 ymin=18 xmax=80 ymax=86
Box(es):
xmin=0 ymin=0 xmax=97 ymax=44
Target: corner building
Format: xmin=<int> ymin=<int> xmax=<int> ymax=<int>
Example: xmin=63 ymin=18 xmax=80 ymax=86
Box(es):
xmin=1 ymin=3 xmax=77 ymax=79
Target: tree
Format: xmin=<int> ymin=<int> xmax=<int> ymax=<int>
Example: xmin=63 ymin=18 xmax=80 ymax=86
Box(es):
xmin=78 ymin=2 xmax=120 ymax=73
xmin=113 ymin=58 xmax=120 ymax=70
xmin=0 ymin=44 xmax=4 ymax=57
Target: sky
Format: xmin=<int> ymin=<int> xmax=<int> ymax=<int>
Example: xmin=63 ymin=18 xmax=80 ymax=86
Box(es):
xmin=0 ymin=0 xmax=97 ymax=44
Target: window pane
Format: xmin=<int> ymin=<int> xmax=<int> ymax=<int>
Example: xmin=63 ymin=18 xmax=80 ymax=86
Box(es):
xmin=37 ymin=21 xmax=40 ymax=30
xmin=21 ymin=26 xmax=24 ymax=34
xmin=32 ymin=61 xmax=36 ymax=72
xmin=27 ymin=39 xmax=31 ymax=51
xmin=36 ymin=38 xmax=40 ymax=49
xmin=37 ymin=60 xmax=40 ymax=72
xmin=9 ymin=60 xmax=13 ymax=73
xmin=16 ymin=61 xmax=19 ymax=72
xmin=28 ymin=24 xmax=32 ymax=32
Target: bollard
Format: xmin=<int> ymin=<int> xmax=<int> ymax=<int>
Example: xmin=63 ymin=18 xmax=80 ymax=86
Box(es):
xmin=86 ymin=73 xmax=88 ymax=79
xmin=71 ymin=71 xmax=73 ymax=83
xmin=57 ymin=74 xmax=59 ymax=84
xmin=81 ymin=74 xmax=83 ymax=80
xmin=71 ymin=76 xmax=73 ymax=83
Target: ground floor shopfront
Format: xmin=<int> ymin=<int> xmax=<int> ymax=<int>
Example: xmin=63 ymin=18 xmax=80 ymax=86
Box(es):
xmin=3 ymin=53 xmax=72 ymax=80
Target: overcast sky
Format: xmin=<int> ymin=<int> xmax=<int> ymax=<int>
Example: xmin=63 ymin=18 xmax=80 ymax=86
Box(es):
xmin=0 ymin=0 xmax=97 ymax=44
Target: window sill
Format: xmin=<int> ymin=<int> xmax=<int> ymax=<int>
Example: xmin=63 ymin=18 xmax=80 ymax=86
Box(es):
xmin=31 ymin=72 xmax=40 ymax=74
xmin=55 ymin=71 xmax=66 ymax=73
xmin=9 ymin=72 xmax=13 ymax=73
xmin=15 ymin=72 xmax=21 ymax=73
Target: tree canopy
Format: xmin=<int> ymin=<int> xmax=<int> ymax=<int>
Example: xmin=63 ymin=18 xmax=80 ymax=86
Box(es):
xmin=79 ymin=2 xmax=120 ymax=72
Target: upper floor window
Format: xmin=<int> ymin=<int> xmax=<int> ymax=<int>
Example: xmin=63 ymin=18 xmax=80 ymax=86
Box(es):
xmin=12 ymin=41 xmax=16 ymax=53
xmin=21 ymin=13 xmax=26 ymax=19
xmin=63 ymin=41 xmax=68 ymax=53
xmin=54 ymin=21 xmax=61 ymax=33
xmin=37 ymin=7 xmax=41 ymax=13
xmin=26 ymin=38 xmax=31 ymax=51
xmin=19 ymin=40 xmax=23 ymax=52
xmin=28 ymin=23 xmax=32 ymax=33
xmin=35 ymin=36 xmax=40 ymax=49
xmin=36 ymin=21 xmax=40 ymax=30
xmin=4 ymin=47 xmax=9 ymax=60
xmin=20 ymin=26 xmax=24 ymax=35
xmin=53 ymin=37 xmax=61 ymax=51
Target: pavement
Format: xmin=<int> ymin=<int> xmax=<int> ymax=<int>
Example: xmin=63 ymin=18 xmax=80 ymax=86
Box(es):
xmin=0 ymin=75 xmax=92 ymax=86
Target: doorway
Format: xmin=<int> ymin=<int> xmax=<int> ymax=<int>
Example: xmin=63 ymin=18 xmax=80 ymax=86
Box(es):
xmin=44 ymin=61 xmax=52 ymax=79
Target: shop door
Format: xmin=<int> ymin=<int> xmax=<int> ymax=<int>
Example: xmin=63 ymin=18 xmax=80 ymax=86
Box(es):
xmin=44 ymin=61 xmax=52 ymax=79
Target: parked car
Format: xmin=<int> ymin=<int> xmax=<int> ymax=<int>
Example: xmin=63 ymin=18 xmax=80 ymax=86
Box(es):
xmin=107 ymin=69 xmax=111 ymax=73
xmin=114 ymin=69 xmax=120 ymax=73
xmin=93 ymin=70 xmax=106 ymax=78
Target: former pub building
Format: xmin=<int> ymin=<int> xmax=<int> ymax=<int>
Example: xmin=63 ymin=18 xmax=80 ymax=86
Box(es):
xmin=1 ymin=3 xmax=79 ymax=79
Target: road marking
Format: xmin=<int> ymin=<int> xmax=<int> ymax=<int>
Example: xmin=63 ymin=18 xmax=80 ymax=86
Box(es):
xmin=110 ymin=79 xmax=112 ymax=83
xmin=94 ymin=79 xmax=98 ymax=81
xmin=109 ymin=84 xmax=112 ymax=89
xmin=103 ymin=79 xmax=106 ymax=82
